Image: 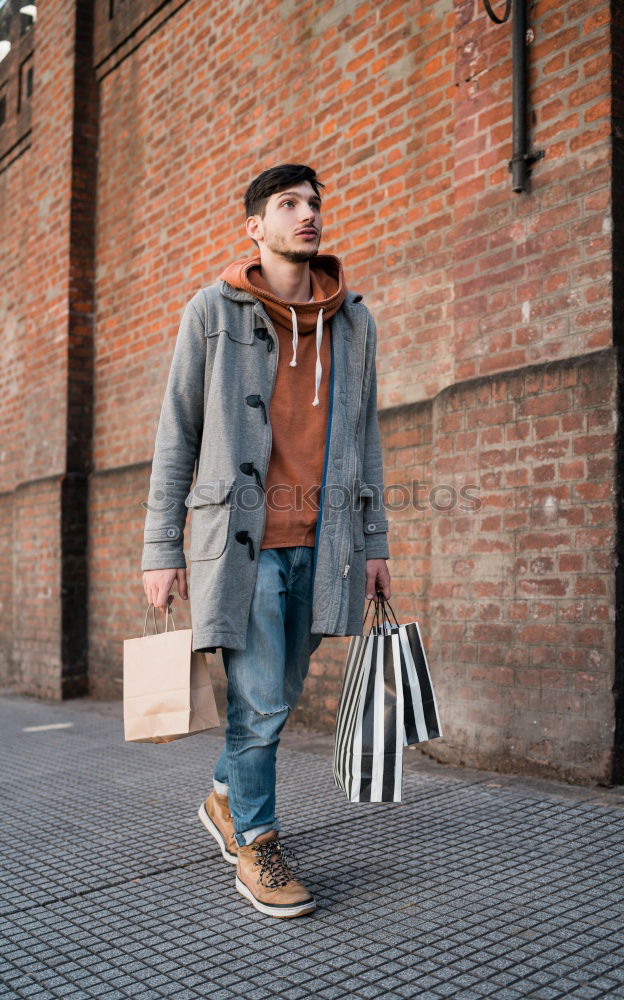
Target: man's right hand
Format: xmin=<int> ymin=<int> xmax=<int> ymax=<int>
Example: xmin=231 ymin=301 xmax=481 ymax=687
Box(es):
xmin=143 ymin=568 xmax=188 ymax=611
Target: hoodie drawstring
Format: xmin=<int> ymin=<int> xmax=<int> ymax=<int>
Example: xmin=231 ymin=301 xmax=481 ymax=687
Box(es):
xmin=289 ymin=307 xmax=299 ymax=367
xmin=289 ymin=305 xmax=324 ymax=406
xmin=312 ymin=308 xmax=324 ymax=407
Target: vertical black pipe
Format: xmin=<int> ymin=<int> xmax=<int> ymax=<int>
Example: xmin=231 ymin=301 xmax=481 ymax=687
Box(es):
xmin=612 ymin=0 xmax=624 ymax=783
xmin=511 ymin=0 xmax=528 ymax=192
xmin=61 ymin=0 xmax=98 ymax=697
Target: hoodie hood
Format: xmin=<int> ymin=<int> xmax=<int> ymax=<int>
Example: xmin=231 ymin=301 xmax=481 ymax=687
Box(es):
xmin=219 ymin=253 xmax=348 ymax=405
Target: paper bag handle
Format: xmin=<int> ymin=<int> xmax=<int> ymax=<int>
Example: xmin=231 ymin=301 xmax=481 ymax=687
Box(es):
xmin=363 ymin=590 xmax=399 ymax=635
xmin=378 ymin=593 xmax=400 ymax=628
xmin=142 ymin=602 xmax=177 ymax=637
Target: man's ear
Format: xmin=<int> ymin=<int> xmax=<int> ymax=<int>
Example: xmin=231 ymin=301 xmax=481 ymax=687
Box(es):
xmin=246 ymin=215 xmax=263 ymax=244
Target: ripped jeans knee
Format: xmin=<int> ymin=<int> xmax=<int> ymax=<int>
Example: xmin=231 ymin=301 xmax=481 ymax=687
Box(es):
xmin=231 ymin=700 xmax=291 ymax=748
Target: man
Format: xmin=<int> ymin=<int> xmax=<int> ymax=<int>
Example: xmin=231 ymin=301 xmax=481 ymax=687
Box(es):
xmin=142 ymin=164 xmax=391 ymax=918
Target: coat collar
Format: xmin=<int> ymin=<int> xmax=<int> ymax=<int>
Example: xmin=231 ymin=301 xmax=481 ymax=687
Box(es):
xmin=216 ymin=279 xmax=364 ymax=345
xmin=219 ymin=279 xmax=363 ymax=306
xmin=218 ymin=279 xmax=257 ymax=305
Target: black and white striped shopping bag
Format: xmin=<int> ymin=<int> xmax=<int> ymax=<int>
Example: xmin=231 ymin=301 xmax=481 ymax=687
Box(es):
xmin=333 ymin=594 xmax=443 ymax=802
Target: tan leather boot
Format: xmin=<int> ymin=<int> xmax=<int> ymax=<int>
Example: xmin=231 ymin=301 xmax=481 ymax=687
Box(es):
xmin=198 ymin=789 xmax=238 ymax=864
xmin=235 ymin=830 xmax=316 ymax=918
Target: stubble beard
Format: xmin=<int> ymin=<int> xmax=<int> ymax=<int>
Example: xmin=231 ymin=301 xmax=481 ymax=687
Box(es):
xmin=264 ymin=229 xmax=320 ymax=263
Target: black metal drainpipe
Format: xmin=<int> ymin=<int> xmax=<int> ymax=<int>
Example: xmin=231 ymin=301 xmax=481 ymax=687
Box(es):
xmin=483 ymin=0 xmax=544 ymax=193
xmin=511 ymin=0 xmax=529 ymax=192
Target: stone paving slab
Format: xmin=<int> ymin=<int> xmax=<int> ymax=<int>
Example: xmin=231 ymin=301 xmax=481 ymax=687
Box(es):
xmin=0 ymin=693 xmax=623 ymax=1000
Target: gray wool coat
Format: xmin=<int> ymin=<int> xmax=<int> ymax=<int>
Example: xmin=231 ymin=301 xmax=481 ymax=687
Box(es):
xmin=141 ymin=277 xmax=390 ymax=653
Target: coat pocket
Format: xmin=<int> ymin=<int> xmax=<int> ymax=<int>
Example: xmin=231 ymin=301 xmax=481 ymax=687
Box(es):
xmin=187 ymin=477 xmax=236 ymax=561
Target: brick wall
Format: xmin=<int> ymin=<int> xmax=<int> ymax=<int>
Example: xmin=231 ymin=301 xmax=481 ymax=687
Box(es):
xmin=0 ymin=0 xmax=621 ymax=783
xmin=11 ymin=480 xmax=64 ymax=699
xmin=426 ymin=352 xmax=616 ymax=783
xmin=0 ymin=0 xmax=93 ymax=697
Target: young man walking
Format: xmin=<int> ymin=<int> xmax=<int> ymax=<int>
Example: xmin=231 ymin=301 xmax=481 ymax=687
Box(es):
xmin=142 ymin=164 xmax=391 ymax=917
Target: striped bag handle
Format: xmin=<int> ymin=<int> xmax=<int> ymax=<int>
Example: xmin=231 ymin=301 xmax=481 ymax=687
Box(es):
xmin=377 ymin=592 xmax=400 ymax=632
xmin=362 ymin=591 xmax=386 ymax=634
xmin=362 ymin=591 xmax=400 ymax=634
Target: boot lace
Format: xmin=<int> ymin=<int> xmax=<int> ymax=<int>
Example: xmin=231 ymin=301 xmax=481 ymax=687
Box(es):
xmin=252 ymin=839 xmax=300 ymax=889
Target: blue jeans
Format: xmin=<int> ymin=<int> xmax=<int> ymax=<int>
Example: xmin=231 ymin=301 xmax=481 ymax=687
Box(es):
xmin=213 ymin=545 xmax=323 ymax=847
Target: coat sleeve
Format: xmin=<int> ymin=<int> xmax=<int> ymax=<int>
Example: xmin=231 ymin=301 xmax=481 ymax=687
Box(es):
xmin=361 ymin=313 xmax=390 ymax=561
xmin=141 ymin=295 xmax=206 ymax=572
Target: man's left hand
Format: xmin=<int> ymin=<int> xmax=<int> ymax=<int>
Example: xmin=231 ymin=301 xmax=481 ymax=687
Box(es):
xmin=365 ymin=559 xmax=391 ymax=600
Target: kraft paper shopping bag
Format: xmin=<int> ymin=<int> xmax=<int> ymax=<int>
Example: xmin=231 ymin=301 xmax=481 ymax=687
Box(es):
xmin=123 ymin=603 xmax=219 ymax=743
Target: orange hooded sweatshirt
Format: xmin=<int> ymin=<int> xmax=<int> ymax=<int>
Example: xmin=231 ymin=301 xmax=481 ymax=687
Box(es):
xmin=219 ymin=253 xmax=348 ymax=549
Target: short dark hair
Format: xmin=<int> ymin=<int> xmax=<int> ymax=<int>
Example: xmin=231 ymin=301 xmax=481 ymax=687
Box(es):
xmin=244 ymin=164 xmax=325 ymax=219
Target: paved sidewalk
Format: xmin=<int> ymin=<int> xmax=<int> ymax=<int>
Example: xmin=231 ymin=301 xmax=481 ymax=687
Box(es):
xmin=1 ymin=693 xmax=623 ymax=1000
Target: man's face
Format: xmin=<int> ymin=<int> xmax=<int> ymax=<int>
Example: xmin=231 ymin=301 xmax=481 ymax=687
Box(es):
xmin=247 ymin=181 xmax=323 ymax=262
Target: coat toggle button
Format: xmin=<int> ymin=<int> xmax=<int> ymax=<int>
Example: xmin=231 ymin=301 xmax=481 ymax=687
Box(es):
xmin=240 ymin=462 xmax=264 ymax=490
xmin=245 ymin=394 xmax=268 ymax=424
xmin=235 ymin=529 xmax=255 ymax=560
